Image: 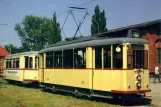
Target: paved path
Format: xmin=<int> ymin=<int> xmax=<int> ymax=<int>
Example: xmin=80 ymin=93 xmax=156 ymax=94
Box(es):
xmin=148 ymin=82 xmax=161 ymax=106
xmin=125 ymin=80 xmax=161 ymax=107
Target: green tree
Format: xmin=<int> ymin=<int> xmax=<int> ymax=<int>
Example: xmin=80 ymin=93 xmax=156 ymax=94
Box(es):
xmin=48 ymin=13 xmax=61 ymax=44
xmin=4 ymin=44 xmax=21 ymax=54
xmin=91 ymin=5 xmax=107 ymax=36
xmin=14 ymin=13 xmax=61 ymax=51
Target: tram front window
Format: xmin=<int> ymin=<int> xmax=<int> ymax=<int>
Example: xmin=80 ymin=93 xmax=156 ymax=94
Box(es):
xmin=127 ymin=46 xmax=148 ymax=69
xmin=113 ymin=45 xmax=123 ymax=68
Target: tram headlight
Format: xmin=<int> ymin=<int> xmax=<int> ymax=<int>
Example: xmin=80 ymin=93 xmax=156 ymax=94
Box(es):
xmin=136 ymin=74 xmax=141 ymax=80
xmin=136 ymin=81 xmax=141 ymax=88
xmin=136 ymin=74 xmax=141 ymax=89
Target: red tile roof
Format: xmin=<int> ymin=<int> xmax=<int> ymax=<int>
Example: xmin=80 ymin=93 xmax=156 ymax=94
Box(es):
xmin=0 ymin=46 xmax=10 ymax=56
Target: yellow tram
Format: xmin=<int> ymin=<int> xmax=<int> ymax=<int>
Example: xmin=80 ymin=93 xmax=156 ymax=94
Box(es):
xmin=3 ymin=51 xmax=39 ymax=84
xmin=38 ymin=29 xmax=151 ymax=99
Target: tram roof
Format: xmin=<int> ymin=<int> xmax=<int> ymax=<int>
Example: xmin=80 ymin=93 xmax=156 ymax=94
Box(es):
xmin=39 ymin=37 xmax=148 ymax=53
xmin=6 ymin=51 xmax=38 ymax=57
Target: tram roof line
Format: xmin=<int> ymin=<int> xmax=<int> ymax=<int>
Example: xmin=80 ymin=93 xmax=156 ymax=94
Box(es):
xmin=39 ymin=37 xmax=148 ymax=53
xmin=6 ymin=51 xmax=38 ymax=57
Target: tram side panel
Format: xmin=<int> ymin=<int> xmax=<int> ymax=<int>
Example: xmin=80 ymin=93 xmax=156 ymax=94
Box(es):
xmin=42 ymin=48 xmax=93 ymax=89
xmin=43 ymin=69 xmax=91 ymax=89
xmin=4 ymin=56 xmax=24 ymax=82
xmin=23 ymin=55 xmax=38 ymax=82
xmin=93 ymin=70 xmax=125 ymax=92
xmin=24 ymin=70 xmax=39 ymax=81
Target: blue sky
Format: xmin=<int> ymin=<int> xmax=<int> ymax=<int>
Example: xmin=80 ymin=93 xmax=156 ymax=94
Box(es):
xmin=0 ymin=0 xmax=161 ymax=47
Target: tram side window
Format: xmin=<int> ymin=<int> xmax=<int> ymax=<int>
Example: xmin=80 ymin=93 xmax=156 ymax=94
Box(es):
xmin=46 ymin=52 xmax=53 ymax=68
xmin=95 ymin=47 xmax=102 ymax=68
xmin=74 ymin=48 xmax=86 ymax=68
xmin=104 ymin=46 xmax=111 ymax=68
xmin=127 ymin=50 xmax=148 ymax=69
xmin=63 ymin=50 xmax=73 ymax=68
xmin=13 ymin=58 xmax=16 ymax=68
xmin=6 ymin=59 xmax=12 ymax=68
xmin=113 ymin=45 xmax=123 ymax=68
xmin=54 ymin=51 xmax=62 ymax=68
xmin=25 ymin=56 xmax=33 ymax=68
xmin=16 ymin=58 xmax=19 ymax=68
xmin=35 ymin=56 xmax=38 ymax=68
xmin=9 ymin=59 xmax=12 ymax=68
xmin=25 ymin=57 xmax=28 ymax=68
xmin=29 ymin=57 xmax=33 ymax=68
xmin=144 ymin=50 xmax=148 ymax=69
xmin=6 ymin=59 xmax=9 ymax=68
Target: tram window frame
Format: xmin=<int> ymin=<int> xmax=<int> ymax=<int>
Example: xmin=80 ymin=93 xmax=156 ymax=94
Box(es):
xmin=35 ymin=56 xmax=38 ymax=68
xmin=25 ymin=56 xmax=29 ymax=68
xmin=95 ymin=46 xmax=102 ymax=68
xmin=16 ymin=58 xmax=19 ymax=68
xmin=63 ymin=49 xmax=73 ymax=68
xmin=13 ymin=58 xmax=16 ymax=68
xmin=6 ymin=59 xmax=9 ymax=68
xmin=29 ymin=57 xmax=33 ymax=68
xmin=54 ymin=51 xmax=62 ymax=68
xmin=25 ymin=56 xmax=33 ymax=69
xmin=104 ymin=45 xmax=111 ymax=68
xmin=9 ymin=59 xmax=12 ymax=68
xmin=46 ymin=52 xmax=53 ymax=68
xmin=144 ymin=50 xmax=148 ymax=69
xmin=127 ymin=49 xmax=148 ymax=69
xmin=74 ymin=48 xmax=86 ymax=68
xmin=113 ymin=45 xmax=123 ymax=68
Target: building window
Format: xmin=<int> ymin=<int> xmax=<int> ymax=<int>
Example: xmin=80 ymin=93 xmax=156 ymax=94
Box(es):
xmin=158 ymin=48 xmax=161 ymax=64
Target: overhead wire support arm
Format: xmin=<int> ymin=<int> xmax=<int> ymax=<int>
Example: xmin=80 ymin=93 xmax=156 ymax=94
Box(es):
xmin=70 ymin=11 xmax=83 ymax=37
xmin=61 ymin=11 xmax=70 ymax=39
xmin=73 ymin=12 xmax=88 ymax=39
xmin=69 ymin=7 xmax=87 ymax=10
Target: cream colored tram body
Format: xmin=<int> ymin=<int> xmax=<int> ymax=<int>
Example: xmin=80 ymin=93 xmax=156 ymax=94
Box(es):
xmin=39 ymin=30 xmax=151 ymax=99
xmin=3 ymin=51 xmax=39 ymax=83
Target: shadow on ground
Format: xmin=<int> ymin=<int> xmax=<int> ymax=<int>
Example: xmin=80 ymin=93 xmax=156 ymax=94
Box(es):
xmin=42 ymin=89 xmax=153 ymax=107
xmin=1 ymin=78 xmax=154 ymax=107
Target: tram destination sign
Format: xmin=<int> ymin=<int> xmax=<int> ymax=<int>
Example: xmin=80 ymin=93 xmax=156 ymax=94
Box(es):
xmin=6 ymin=70 xmax=19 ymax=76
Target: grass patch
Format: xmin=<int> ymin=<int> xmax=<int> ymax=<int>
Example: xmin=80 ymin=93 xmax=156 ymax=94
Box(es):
xmin=0 ymin=79 xmax=119 ymax=107
xmin=0 ymin=77 xmax=153 ymax=107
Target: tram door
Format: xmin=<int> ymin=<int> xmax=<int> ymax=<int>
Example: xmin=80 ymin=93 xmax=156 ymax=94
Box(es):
xmin=92 ymin=46 xmax=112 ymax=91
xmin=38 ymin=53 xmax=44 ymax=83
